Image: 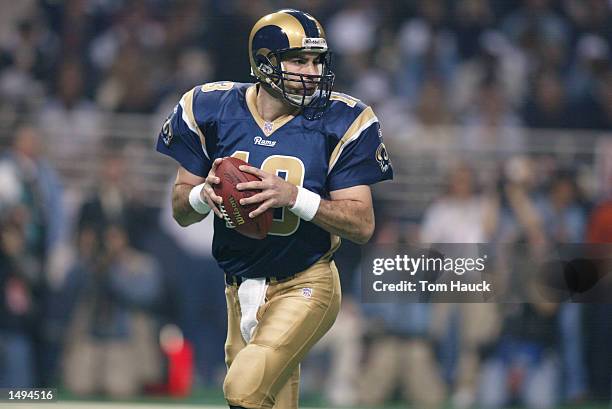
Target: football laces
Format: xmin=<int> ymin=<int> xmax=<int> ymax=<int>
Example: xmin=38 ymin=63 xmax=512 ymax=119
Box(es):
xmin=219 ymin=203 xmax=235 ymax=228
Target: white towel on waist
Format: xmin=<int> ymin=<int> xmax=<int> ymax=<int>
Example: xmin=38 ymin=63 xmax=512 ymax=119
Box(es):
xmin=237 ymin=278 xmax=268 ymax=343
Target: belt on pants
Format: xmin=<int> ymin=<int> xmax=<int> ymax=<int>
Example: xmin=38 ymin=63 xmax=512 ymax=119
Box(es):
xmin=225 ymin=274 xmax=295 ymax=287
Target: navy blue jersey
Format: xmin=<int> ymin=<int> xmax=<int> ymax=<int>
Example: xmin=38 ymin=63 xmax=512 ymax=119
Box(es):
xmin=157 ymin=82 xmax=393 ymax=279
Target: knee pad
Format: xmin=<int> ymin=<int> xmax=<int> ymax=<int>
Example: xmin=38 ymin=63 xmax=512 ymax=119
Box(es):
xmin=224 ymin=344 xmax=277 ymax=408
xmin=224 ymin=345 xmax=267 ymax=398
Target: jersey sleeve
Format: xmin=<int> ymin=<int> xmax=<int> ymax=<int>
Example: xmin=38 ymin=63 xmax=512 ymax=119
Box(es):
xmin=327 ymin=106 xmax=394 ymax=191
xmin=156 ymin=87 xmax=212 ymax=177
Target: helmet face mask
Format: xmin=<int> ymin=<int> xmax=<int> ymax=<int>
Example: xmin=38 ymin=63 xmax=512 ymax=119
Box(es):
xmin=249 ymin=9 xmax=335 ymax=120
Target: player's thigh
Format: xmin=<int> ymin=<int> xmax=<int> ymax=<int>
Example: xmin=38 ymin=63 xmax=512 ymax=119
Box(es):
xmin=253 ymin=260 xmax=341 ymax=352
xmin=225 ymin=284 xmax=247 ymax=368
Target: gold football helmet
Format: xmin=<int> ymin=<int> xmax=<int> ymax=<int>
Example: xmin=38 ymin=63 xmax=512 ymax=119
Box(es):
xmin=249 ymin=9 xmax=335 ymax=120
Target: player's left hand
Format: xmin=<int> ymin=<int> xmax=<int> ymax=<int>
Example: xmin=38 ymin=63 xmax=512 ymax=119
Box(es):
xmin=236 ymin=165 xmax=298 ymax=218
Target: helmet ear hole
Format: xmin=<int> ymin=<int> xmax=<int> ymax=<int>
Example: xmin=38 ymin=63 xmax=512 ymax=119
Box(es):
xmin=267 ymin=53 xmax=278 ymax=67
xmin=255 ymin=53 xmax=281 ymax=86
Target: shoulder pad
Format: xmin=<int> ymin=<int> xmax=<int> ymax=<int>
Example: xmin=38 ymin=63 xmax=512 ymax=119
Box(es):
xmin=322 ymin=92 xmax=373 ymax=136
xmin=185 ymin=82 xmax=250 ymax=126
xmin=199 ymin=81 xmax=238 ymax=93
xmin=326 ymin=92 xmax=368 ymax=120
xmin=329 ymin=92 xmax=363 ymax=109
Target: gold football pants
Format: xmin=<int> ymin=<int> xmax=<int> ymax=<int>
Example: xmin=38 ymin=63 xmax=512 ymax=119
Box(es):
xmin=223 ymin=259 xmax=341 ymax=409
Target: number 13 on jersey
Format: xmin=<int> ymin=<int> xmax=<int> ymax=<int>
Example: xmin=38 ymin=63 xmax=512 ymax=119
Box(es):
xmin=231 ymin=151 xmax=305 ymax=236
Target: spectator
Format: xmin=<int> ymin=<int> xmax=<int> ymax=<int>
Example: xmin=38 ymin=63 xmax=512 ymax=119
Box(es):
xmin=77 ymin=149 xmax=133 ymax=238
xmin=535 ymin=171 xmax=588 ymax=402
xmin=478 ymin=303 xmax=561 ymax=409
xmin=326 ymin=0 xmax=382 ymax=90
xmin=563 ymin=0 xmax=612 ymax=41
xmin=460 ymin=79 xmax=526 ymax=156
xmin=62 ymin=224 xmax=163 ymax=397
xmin=157 ymin=179 xmax=226 ymax=386
xmin=451 ymin=34 xmax=529 ymax=115
xmin=381 ymin=78 xmax=455 ymax=158
xmin=0 ymin=0 xmax=37 ymax=48
xmin=576 ymin=68 xmax=612 ymax=130
xmin=394 ymin=0 xmax=458 ymax=100
xmin=0 ymin=18 xmax=55 ymax=117
xmin=493 ymin=156 xmax=546 ymax=246
xmin=474 ymin=155 xmax=563 ymax=407
xmin=57 ymin=0 xmax=99 ymax=60
xmin=584 ymin=196 xmax=612 ymax=401
xmin=0 ymin=210 xmax=38 ymax=387
xmin=96 ymin=43 xmax=159 ymax=113
xmin=501 ymin=0 xmax=570 ymax=69
xmin=566 ymin=34 xmax=610 ymax=112
xmin=536 ymin=170 xmax=587 ymax=243
xmin=0 ymin=125 xmax=65 ymax=386
xmin=421 ymin=163 xmax=497 ymax=243
xmin=359 ymin=221 xmax=446 ymax=409
xmin=421 ymin=163 xmax=500 ymax=409
xmin=88 ymin=0 xmax=165 ymax=77
xmin=522 ymin=71 xmax=574 ymax=129
xmin=0 ymin=125 xmax=65 ymax=250
xmin=452 ymin=0 xmax=494 ymax=60
xmin=39 ymin=59 xmax=101 ymax=174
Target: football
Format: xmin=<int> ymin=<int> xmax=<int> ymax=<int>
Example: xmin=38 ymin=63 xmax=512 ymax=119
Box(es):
xmin=213 ymin=157 xmax=273 ymax=240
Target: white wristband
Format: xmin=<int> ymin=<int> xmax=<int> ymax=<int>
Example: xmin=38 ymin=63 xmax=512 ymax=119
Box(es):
xmin=289 ymin=186 xmax=321 ymax=221
xmin=189 ymin=183 xmax=211 ymax=214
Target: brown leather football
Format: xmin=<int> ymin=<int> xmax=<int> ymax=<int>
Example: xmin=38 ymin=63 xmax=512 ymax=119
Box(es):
xmin=213 ymin=157 xmax=273 ymax=240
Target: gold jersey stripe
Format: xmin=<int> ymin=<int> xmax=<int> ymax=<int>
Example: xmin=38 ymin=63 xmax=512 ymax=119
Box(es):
xmin=330 ymin=93 xmax=359 ymax=107
xmin=328 ymin=106 xmax=378 ymax=173
xmin=181 ymin=87 xmax=206 ymax=147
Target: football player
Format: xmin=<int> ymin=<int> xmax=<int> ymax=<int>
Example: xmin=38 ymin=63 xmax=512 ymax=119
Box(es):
xmin=156 ymin=9 xmax=393 ymax=409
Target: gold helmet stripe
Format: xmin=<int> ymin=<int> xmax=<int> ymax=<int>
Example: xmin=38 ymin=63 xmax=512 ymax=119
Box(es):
xmin=249 ymin=11 xmax=306 ymax=65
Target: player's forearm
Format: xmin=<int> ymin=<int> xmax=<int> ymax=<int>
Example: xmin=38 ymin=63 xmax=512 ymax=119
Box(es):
xmin=172 ymin=183 xmax=208 ymax=227
xmin=311 ymin=199 xmax=374 ymax=244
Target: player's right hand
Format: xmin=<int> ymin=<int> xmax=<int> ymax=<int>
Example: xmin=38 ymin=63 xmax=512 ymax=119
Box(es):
xmin=201 ymin=158 xmax=224 ymax=218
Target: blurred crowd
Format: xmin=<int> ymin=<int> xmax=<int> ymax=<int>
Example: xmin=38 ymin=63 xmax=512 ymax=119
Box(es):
xmin=0 ymin=0 xmax=611 ymax=131
xmin=314 ymin=160 xmax=611 ymax=409
xmin=0 ymin=0 xmax=611 ymax=408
